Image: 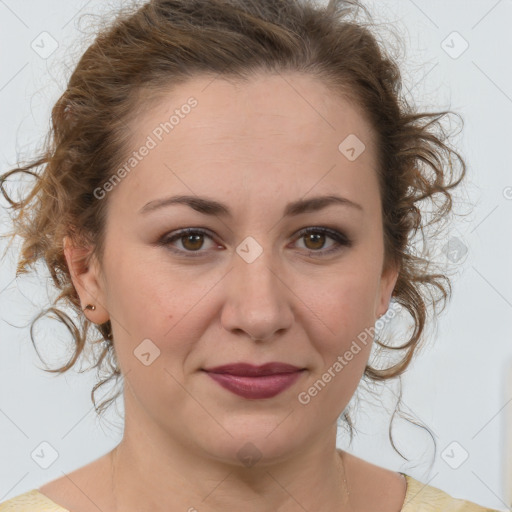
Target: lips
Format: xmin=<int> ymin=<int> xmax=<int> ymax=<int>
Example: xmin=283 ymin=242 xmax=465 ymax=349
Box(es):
xmin=204 ymin=362 xmax=303 ymax=376
xmin=202 ymin=362 xmax=305 ymax=399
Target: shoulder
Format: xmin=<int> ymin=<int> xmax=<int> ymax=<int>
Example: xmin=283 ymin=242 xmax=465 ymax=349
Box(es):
xmin=0 ymin=490 xmax=70 ymax=512
xmin=401 ymin=473 xmax=502 ymax=512
xmin=340 ymin=450 xmax=500 ymax=512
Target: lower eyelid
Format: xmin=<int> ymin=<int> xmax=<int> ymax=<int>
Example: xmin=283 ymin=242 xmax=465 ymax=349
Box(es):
xmin=160 ymin=228 xmax=351 ymax=255
xmin=162 ymin=231 xmax=217 ymax=252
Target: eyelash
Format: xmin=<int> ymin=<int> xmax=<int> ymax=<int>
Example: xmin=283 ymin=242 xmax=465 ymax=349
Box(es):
xmin=157 ymin=226 xmax=352 ymax=258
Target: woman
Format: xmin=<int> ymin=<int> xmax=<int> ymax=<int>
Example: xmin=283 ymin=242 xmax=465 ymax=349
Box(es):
xmin=0 ymin=0 xmax=500 ymax=510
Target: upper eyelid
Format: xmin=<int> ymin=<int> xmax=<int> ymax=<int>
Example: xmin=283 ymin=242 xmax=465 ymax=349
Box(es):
xmin=162 ymin=226 xmax=349 ymax=249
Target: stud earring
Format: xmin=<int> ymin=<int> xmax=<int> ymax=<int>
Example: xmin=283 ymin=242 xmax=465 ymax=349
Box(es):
xmin=84 ymin=304 xmax=96 ymax=311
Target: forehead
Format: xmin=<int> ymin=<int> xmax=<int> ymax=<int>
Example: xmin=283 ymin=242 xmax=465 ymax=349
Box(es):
xmin=109 ymin=72 xmax=379 ymax=218
xmin=138 ymin=71 xmax=374 ymax=148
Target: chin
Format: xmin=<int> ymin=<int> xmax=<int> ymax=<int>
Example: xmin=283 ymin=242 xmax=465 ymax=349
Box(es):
xmin=197 ymin=421 xmax=308 ymax=468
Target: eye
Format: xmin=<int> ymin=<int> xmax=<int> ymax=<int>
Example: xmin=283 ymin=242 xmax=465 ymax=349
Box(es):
xmin=157 ymin=226 xmax=352 ymax=258
xmin=158 ymin=228 xmax=218 ymax=257
xmin=292 ymin=226 xmax=352 ymax=256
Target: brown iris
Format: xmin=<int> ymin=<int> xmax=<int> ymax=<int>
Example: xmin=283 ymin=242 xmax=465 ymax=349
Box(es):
xmin=303 ymin=232 xmax=326 ymax=250
xmin=181 ymin=233 xmax=204 ymax=251
xmin=178 ymin=230 xmax=328 ymax=252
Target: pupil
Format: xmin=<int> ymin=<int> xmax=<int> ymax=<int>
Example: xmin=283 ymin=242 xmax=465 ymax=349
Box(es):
xmin=306 ymin=233 xmax=324 ymax=250
xmin=180 ymin=233 xmax=326 ymax=252
xmin=184 ymin=234 xmax=203 ymax=250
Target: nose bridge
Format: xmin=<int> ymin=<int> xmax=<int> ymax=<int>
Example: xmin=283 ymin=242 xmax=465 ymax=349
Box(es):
xmin=221 ymin=237 xmax=293 ymax=341
xmin=237 ymin=245 xmax=278 ymax=299
xmin=235 ymin=239 xmax=283 ymax=308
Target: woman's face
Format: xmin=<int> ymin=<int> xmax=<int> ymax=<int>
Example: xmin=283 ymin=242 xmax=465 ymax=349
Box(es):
xmin=68 ymin=72 xmax=398 ymax=463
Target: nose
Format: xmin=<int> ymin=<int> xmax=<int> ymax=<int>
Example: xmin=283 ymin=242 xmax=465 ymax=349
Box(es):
xmin=220 ymin=249 xmax=294 ymax=343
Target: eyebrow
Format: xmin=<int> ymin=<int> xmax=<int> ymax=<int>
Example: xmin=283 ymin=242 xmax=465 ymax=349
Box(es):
xmin=139 ymin=194 xmax=363 ymax=217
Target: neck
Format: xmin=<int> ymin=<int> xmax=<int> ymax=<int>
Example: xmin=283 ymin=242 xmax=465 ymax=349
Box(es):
xmin=110 ymin=403 xmax=351 ymax=512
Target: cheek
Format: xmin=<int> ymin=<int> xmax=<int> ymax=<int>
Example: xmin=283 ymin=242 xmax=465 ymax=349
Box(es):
xmin=299 ymin=263 xmax=381 ymax=353
xmin=294 ymin=276 xmax=378 ymax=417
xmin=103 ymin=245 xmax=230 ymax=374
xmin=102 ymin=249 xmax=189 ymax=356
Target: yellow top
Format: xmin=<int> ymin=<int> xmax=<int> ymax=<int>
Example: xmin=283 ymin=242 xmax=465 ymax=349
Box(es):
xmin=0 ymin=474 xmax=502 ymax=511
xmin=399 ymin=473 xmax=501 ymax=512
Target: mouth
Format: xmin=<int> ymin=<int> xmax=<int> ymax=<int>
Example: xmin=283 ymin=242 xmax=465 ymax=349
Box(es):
xmin=201 ymin=362 xmax=306 ymax=399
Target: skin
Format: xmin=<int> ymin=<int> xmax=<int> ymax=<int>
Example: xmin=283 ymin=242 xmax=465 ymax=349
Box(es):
xmin=42 ymin=72 xmax=406 ymax=512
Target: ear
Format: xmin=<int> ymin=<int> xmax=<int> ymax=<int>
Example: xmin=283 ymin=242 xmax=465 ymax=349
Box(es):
xmin=63 ymin=235 xmax=109 ymax=324
xmin=376 ymin=259 xmax=399 ymax=319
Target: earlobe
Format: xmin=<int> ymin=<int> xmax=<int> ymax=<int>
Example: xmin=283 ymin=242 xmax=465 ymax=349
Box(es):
xmin=63 ymin=236 xmax=109 ymax=324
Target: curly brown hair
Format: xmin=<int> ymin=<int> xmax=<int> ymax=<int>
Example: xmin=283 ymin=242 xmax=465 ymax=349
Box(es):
xmin=0 ymin=0 xmax=466 ymax=460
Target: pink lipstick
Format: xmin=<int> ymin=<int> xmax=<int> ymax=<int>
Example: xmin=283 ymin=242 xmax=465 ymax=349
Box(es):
xmin=202 ymin=362 xmax=305 ymax=399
